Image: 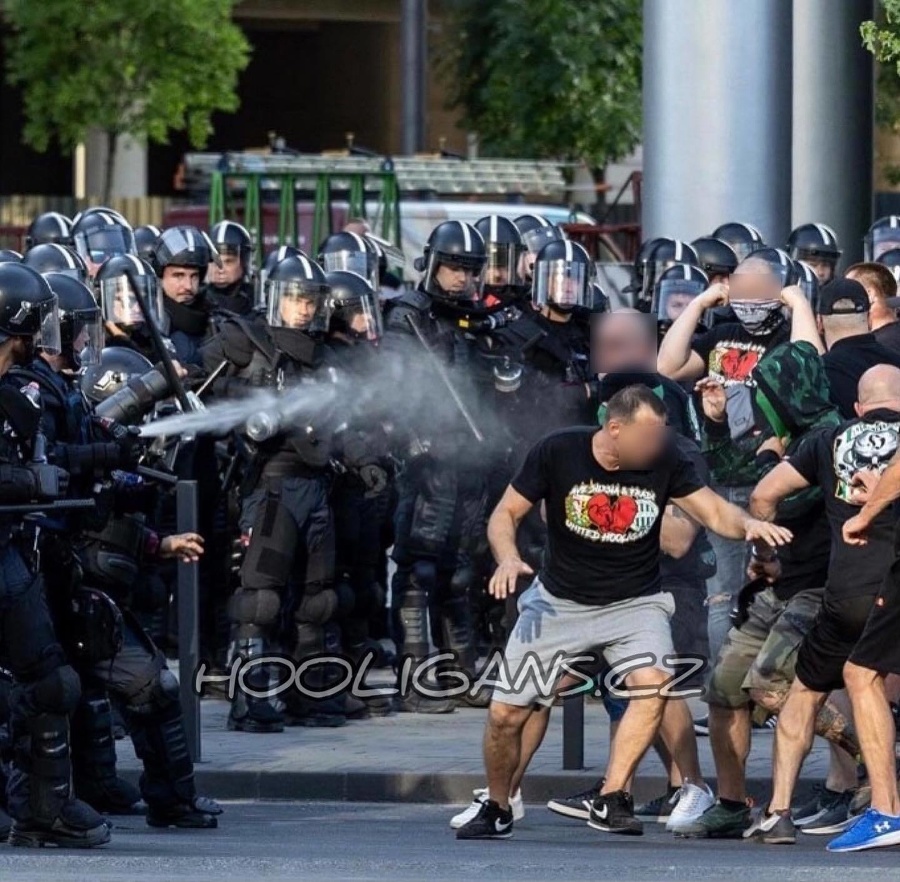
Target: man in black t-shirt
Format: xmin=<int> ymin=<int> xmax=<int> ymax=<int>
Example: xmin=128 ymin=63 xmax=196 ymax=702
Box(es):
xmin=817 ymin=277 xmax=900 ymax=419
xmin=455 ymin=385 xmax=791 ymax=841
xmin=744 ymin=364 xmax=900 ymax=850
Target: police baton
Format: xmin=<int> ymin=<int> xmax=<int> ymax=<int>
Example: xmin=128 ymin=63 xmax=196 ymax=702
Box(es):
xmin=404 ymin=315 xmax=484 ymax=443
xmin=0 ymin=498 xmax=96 ymax=515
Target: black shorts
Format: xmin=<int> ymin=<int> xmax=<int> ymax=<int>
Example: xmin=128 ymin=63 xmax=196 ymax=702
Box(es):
xmin=795 ymin=593 xmax=877 ymax=693
xmin=849 ymin=558 xmax=900 ymax=677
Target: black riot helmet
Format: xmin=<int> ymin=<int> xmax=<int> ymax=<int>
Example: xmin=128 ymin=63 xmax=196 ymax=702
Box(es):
xmin=746 ymin=246 xmax=798 ymax=287
xmin=210 ymin=220 xmax=253 ymax=272
xmin=317 ymin=231 xmax=379 ymax=291
xmin=95 ymin=254 xmax=165 ymax=332
xmin=325 ymin=270 xmax=383 ymax=342
xmin=792 ymin=260 xmax=820 ymax=309
xmin=876 ymin=247 xmax=900 ymax=282
xmin=590 ymin=281 xmax=610 ymax=314
xmin=417 ymin=221 xmax=487 ymax=308
xmin=690 ymin=236 xmax=738 ymax=281
xmin=474 ymin=215 xmax=527 ymax=301
xmin=258 ymin=245 xmax=302 ymax=309
xmin=72 ymin=210 xmax=136 ymax=273
xmin=43 ymin=272 xmax=102 ymax=367
xmin=712 ymin=222 xmax=765 ymax=261
xmin=152 ymin=226 xmax=217 ymax=281
xmin=25 ymin=212 xmax=73 ymax=249
xmin=633 ymin=237 xmax=668 ymax=288
xmin=80 ymin=347 xmax=154 ymax=404
xmin=514 ymin=214 xmax=565 ymax=255
xmin=133 ymin=225 xmax=162 ymax=263
xmin=266 ymin=253 xmax=331 ymax=335
xmin=0 ymin=250 xmax=22 ymax=264
xmin=22 ymin=243 xmax=89 ymax=283
xmin=865 ymin=216 xmax=900 ymax=262
xmin=653 ymin=264 xmax=710 ymax=324
xmin=0 ymin=263 xmax=61 ymax=355
xmin=787 ymin=223 xmax=841 ymax=282
xmin=72 ymin=205 xmax=131 ymax=228
xmin=641 ymin=239 xmax=699 ymax=308
xmin=532 ymin=239 xmax=593 ymax=313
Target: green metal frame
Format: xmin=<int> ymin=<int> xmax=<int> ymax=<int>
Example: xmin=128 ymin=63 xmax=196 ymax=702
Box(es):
xmin=208 ymin=168 xmax=401 ymax=268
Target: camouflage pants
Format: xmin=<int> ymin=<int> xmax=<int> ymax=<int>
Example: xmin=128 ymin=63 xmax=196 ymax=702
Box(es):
xmin=705 ymin=586 xmax=824 ymax=715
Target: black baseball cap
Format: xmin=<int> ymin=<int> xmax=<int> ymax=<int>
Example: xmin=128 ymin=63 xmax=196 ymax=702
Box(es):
xmin=817 ymin=278 xmax=870 ymax=315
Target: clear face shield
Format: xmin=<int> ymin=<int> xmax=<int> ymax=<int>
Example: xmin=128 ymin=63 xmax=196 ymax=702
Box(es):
xmin=533 ymin=259 xmax=588 ymax=312
xmin=24 ymin=297 xmax=61 ymax=356
xmin=482 ymin=242 xmax=521 ymax=291
xmin=522 ymin=225 xmax=562 ymax=256
xmin=425 ymin=253 xmax=485 ymax=306
xmin=653 ymin=278 xmax=705 ymax=323
xmin=69 ymin=307 xmax=103 ymax=366
xmin=641 ymin=258 xmax=682 ymax=303
xmin=267 ymin=281 xmax=332 ymax=334
xmin=871 ymin=227 xmax=900 ymax=262
xmin=99 ymin=274 xmax=165 ymax=332
xmin=74 ymin=227 xmax=136 ymax=266
xmin=321 ymin=250 xmax=378 ymax=290
xmin=331 ymin=294 xmax=384 ymax=342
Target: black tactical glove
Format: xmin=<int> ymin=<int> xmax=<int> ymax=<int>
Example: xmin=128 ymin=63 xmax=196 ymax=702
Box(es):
xmin=27 ymin=461 xmax=70 ymax=500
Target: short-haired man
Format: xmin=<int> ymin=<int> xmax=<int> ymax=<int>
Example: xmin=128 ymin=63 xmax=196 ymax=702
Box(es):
xmin=455 ymin=385 xmax=790 ymax=840
xmin=844 ymin=261 xmax=900 ymax=353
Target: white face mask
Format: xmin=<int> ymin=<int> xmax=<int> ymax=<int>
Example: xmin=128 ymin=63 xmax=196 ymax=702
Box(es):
xmin=730 ymin=299 xmax=784 ymax=336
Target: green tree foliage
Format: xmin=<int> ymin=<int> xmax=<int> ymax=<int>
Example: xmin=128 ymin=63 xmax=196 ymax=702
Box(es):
xmin=438 ymin=0 xmax=642 ymax=170
xmin=4 ymin=0 xmax=251 ymax=199
xmin=863 ymin=0 xmax=900 ymax=184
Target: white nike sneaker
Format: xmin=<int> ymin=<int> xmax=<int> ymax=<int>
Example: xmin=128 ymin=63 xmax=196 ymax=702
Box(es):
xmin=666 ymin=782 xmax=715 ymax=833
xmin=450 ymin=787 xmax=524 ymax=829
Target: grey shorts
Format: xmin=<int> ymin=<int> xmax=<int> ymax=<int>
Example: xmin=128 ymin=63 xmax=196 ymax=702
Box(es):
xmin=491 ymin=579 xmax=677 ymax=708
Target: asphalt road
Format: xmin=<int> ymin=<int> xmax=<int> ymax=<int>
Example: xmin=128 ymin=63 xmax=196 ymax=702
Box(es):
xmin=0 ymin=801 xmax=897 ymax=882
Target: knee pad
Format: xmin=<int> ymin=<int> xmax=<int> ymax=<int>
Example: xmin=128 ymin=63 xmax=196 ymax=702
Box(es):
xmin=410 ymin=560 xmax=437 ymax=594
xmin=449 ymin=565 xmax=473 ymax=599
xmin=123 ymin=663 xmax=180 ymax=716
xmin=230 ymin=587 xmax=282 ymax=628
xmin=26 ymin=664 xmax=82 ymax=716
xmin=295 ymin=587 xmax=338 ymax=625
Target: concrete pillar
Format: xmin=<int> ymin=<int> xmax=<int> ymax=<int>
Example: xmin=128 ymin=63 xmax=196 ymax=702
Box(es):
xmin=643 ymin=0 xmax=793 ymax=245
xmin=792 ymin=0 xmax=873 ymax=265
xmin=401 ymin=0 xmax=427 ymax=154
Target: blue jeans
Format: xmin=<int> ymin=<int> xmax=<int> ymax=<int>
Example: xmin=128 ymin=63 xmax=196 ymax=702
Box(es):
xmin=705 ymin=485 xmax=753 ymax=667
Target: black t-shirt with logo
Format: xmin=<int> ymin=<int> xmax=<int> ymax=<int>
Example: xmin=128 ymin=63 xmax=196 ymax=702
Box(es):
xmin=512 ymin=427 xmax=706 ymax=606
xmin=788 ymin=408 xmax=900 ymax=597
xmin=693 ymin=320 xmax=790 ymax=388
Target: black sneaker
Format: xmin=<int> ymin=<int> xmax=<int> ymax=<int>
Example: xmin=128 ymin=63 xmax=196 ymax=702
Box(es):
xmin=546 ymin=778 xmax=605 ymax=821
xmin=742 ymin=807 xmax=796 ymax=844
xmin=800 ymin=789 xmax=854 ymax=835
xmin=587 ymin=790 xmax=643 ymax=836
xmin=793 ymin=785 xmax=845 ymax=828
xmin=455 ymin=798 xmax=514 ymax=840
xmin=693 ymin=716 xmax=709 ymax=736
xmin=635 ymin=785 xmax=680 ymax=821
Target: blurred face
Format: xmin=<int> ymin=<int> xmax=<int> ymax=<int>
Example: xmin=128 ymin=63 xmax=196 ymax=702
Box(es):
xmin=113 ymin=287 xmax=141 ymax=324
xmin=435 ymin=263 xmax=476 ymax=294
xmin=549 ymin=273 xmax=581 ymax=307
xmin=592 ymin=312 xmax=657 ymax=374
xmin=730 ymin=259 xmax=783 ymax=301
xmin=162 ymin=266 xmax=200 ymax=303
xmin=209 ymin=252 xmax=243 ymax=288
xmin=280 ymin=293 xmax=318 ymax=329
xmin=485 ymin=265 xmax=510 ymax=286
xmin=519 ymin=251 xmax=536 ymax=281
xmin=608 ymin=405 xmax=669 ymax=469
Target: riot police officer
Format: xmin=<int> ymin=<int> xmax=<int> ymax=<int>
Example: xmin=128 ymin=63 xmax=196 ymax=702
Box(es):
xmin=0 ymin=263 xmax=109 ymax=847
xmin=22 ymin=243 xmax=89 ymax=283
xmin=474 ymin=215 xmax=528 ymax=311
xmin=712 ymin=221 xmax=765 ymax=261
xmin=383 ymin=221 xmax=493 ymax=713
xmin=787 ymin=223 xmax=841 ymax=284
xmin=318 ymin=231 xmax=381 ymax=293
xmin=691 ymin=236 xmax=739 ymax=285
xmin=133 ymin=225 xmax=162 ymax=264
xmin=205 ymin=221 xmax=255 ymax=315
xmin=25 ymin=212 xmax=73 ymax=250
xmin=71 ymin=210 xmax=137 ymax=279
xmin=201 ymin=253 xmax=341 ymax=732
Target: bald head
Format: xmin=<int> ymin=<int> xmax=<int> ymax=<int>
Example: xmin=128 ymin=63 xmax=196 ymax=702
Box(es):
xmin=857 ymin=364 xmax=900 ymax=414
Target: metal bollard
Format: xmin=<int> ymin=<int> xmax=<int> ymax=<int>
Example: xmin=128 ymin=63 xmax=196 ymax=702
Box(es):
xmin=176 ymin=479 xmax=201 ymax=762
xmin=562 ymin=693 xmax=585 ymax=770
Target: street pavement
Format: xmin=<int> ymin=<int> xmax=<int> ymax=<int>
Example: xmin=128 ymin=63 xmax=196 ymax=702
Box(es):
xmin=112 ymin=694 xmax=831 ymax=805
xmin=0 ymin=801 xmax=895 ymax=882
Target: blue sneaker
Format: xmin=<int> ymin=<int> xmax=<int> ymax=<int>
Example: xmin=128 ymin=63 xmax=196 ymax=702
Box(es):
xmin=826 ymin=809 xmax=900 ymax=852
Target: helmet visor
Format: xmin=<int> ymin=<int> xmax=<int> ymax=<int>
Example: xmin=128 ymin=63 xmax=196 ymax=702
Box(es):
xmin=31 ymin=297 xmax=61 ymax=355
xmin=75 ymin=227 xmax=136 ymax=264
xmin=522 ymin=225 xmax=563 ymax=255
xmin=873 ymin=227 xmax=900 ymax=261
xmin=99 ymin=274 xmax=164 ymax=329
xmin=483 ymin=243 xmax=520 ymax=290
xmin=331 ymin=293 xmax=383 ymax=342
xmin=321 ymin=250 xmax=373 ymax=280
xmin=533 ymin=260 xmax=588 ymax=310
xmin=654 ymin=278 xmax=706 ymax=322
xmin=267 ymin=280 xmax=331 ymax=334
xmin=69 ymin=307 xmax=103 ymax=366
